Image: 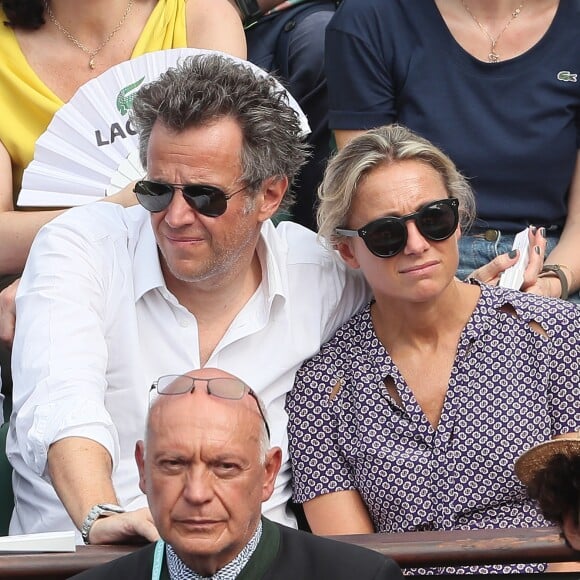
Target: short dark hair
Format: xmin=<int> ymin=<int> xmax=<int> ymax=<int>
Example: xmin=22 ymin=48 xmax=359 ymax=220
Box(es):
xmin=527 ymin=454 xmax=580 ymax=526
xmin=131 ymin=53 xmax=310 ymax=214
xmin=2 ymin=0 xmax=45 ymax=29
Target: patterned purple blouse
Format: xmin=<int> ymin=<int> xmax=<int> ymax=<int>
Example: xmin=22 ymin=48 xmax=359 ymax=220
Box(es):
xmin=286 ymin=283 xmax=580 ymax=574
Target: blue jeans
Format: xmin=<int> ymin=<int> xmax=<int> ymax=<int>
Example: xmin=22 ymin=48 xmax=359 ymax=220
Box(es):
xmin=458 ymin=233 xmax=580 ymax=304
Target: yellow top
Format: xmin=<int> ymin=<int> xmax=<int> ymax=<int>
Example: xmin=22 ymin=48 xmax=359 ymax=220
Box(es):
xmin=0 ymin=0 xmax=188 ymax=204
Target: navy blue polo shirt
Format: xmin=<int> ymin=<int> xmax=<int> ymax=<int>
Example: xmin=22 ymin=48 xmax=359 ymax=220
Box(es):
xmin=326 ymin=0 xmax=580 ymax=232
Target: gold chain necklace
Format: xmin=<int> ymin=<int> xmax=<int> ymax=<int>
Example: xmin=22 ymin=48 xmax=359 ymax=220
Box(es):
xmin=461 ymin=1 xmax=526 ymax=63
xmin=44 ymin=0 xmax=134 ymax=69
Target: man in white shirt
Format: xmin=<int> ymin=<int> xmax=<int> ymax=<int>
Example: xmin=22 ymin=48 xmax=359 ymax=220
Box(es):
xmin=7 ymin=53 xmax=368 ymax=544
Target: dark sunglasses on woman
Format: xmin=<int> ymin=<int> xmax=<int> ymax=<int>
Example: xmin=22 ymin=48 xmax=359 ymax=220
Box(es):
xmin=336 ymin=197 xmax=459 ymax=258
xmin=134 ymin=180 xmax=247 ymax=217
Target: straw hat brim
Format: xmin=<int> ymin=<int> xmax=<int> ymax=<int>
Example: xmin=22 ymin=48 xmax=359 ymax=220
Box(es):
xmin=514 ymin=438 xmax=580 ymax=487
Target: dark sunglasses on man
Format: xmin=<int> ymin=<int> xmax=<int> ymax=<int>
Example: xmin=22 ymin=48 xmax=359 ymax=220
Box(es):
xmin=336 ymin=197 xmax=459 ymax=258
xmin=134 ymin=180 xmax=247 ymax=217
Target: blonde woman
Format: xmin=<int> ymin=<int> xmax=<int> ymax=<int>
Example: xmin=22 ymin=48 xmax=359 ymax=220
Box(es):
xmin=287 ymin=125 xmax=580 ymax=574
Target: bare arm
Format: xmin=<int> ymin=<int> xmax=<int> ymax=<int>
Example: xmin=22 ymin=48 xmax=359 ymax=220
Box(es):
xmin=532 ymin=152 xmax=580 ymax=298
xmin=0 ymin=141 xmax=66 ymax=275
xmin=303 ymin=490 xmax=375 ymax=535
xmin=0 ymin=209 xmax=65 ymax=277
xmin=48 ymin=437 xmax=117 ymax=528
xmin=0 ymin=278 xmax=19 ymax=347
xmin=48 ymin=437 xmax=158 ymax=544
xmin=187 ymin=0 xmax=246 ymax=59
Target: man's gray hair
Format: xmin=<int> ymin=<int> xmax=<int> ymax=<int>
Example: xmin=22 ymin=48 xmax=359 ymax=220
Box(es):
xmin=317 ymin=124 xmax=476 ymax=245
xmin=131 ymin=53 xmax=310 ymax=214
xmin=254 ymin=395 xmax=271 ymax=466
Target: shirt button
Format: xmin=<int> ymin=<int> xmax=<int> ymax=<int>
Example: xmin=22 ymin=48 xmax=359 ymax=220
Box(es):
xmin=179 ymin=318 xmax=190 ymax=328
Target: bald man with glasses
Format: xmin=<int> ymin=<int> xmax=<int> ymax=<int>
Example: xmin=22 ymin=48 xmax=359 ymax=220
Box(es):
xmin=72 ymin=368 xmax=402 ymax=579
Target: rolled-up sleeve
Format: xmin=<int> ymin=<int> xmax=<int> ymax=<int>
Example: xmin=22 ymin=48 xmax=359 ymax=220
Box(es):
xmin=9 ymin=215 xmax=121 ymax=479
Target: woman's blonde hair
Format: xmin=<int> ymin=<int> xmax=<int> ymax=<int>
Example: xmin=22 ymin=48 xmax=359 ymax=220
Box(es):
xmin=317 ymin=124 xmax=475 ymax=245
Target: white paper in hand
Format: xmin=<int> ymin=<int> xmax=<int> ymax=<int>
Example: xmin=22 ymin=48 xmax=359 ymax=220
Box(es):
xmin=498 ymin=229 xmax=530 ymax=290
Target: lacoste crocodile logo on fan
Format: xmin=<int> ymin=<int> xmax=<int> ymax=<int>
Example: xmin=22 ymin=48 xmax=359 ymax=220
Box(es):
xmin=557 ymin=71 xmax=577 ymax=82
xmin=116 ymin=77 xmax=146 ymax=115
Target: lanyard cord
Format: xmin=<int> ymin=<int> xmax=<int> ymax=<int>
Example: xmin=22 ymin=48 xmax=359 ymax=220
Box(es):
xmin=151 ymin=539 xmax=165 ymax=580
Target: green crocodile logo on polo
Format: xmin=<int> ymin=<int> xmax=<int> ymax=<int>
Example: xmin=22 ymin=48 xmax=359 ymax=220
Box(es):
xmin=557 ymin=71 xmax=577 ymax=83
xmin=116 ymin=76 xmax=146 ymax=115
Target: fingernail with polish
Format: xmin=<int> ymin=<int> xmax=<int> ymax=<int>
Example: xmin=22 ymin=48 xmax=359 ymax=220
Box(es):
xmin=540 ymin=227 xmax=546 ymax=238
xmin=530 ymin=226 xmax=537 ymax=234
xmin=534 ymin=245 xmax=541 ymax=255
xmin=508 ymin=250 xmax=517 ymax=259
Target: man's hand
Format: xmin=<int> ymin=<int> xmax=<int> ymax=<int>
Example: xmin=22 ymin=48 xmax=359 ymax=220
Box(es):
xmin=88 ymin=507 xmax=159 ymax=545
xmin=0 ymin=277 xmax=19 ymax=347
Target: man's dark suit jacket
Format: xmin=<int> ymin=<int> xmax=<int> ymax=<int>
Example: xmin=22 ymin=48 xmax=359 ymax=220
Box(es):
xmin=71 ymin=517 xmax=403 ymax=579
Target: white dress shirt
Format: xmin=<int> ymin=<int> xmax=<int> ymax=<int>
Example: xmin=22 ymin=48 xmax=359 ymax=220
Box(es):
xmin=7 ymin=203 xmax=368 ymax=541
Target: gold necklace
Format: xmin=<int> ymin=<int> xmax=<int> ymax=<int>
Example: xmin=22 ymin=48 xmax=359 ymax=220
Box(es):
xmin=461 ymin=1 xmax=526 ymax=63
xmin=44 ymin=0 xmax=134 ymax=69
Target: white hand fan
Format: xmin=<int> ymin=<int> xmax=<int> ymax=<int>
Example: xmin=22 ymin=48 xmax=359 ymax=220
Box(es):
xmin=18 ymin=48 xmax=310 ymax=208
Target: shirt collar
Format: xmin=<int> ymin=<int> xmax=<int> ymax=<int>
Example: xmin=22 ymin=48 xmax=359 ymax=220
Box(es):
xmin=166 ymin=520 xmax=263 ymax=580
xmin=133 ymin=214 xmax=166 ymax=302
xmin=254 ymin=220 xmax=288 ymax=308
xmin=132 ymin=219 xmax=289 ymax=305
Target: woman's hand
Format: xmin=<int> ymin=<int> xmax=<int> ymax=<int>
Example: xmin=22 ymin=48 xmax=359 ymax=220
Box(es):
xmin=467 ymin=227 xmax=547 ymax=291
